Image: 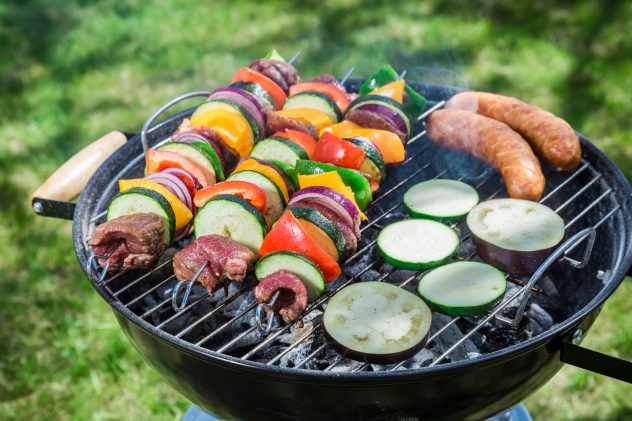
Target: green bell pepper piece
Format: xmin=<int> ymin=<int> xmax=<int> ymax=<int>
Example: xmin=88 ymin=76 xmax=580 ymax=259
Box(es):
xmin=265 ymin=49 xmax=286 ymax=61
xmin=359 ymin=64 xmax=427 ymax=119
xmin=271 ymin=160 xmax=299 ymax=191
xmin=295 ymin=160 xmax=373 ymax=210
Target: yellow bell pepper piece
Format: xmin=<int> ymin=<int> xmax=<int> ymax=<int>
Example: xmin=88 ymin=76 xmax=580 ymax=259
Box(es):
xmin=370 ymin=79 xmax=405 ymax=103
xmin=233 ymin=159 xmax=289 ymax=202
xmin=118 ymin=179 xmax=193 ymax=230
xmin=274 ymin=108 xmax=334 ymax=132
xmin=298 ymin=172 xmax=367 ymax=221
xmin=190 ymin=108 xmax=254 ymax=158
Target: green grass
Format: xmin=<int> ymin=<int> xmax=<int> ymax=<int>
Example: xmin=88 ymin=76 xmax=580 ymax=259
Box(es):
xmin=1 ymin=0 xmax=631 ymax=419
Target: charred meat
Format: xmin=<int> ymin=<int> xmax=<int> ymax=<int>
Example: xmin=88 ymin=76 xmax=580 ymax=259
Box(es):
xmin=266 ymin=110 xmax=317 ymax=138
xmin=89 ymin=213 xmax=167 ymax=273
xmin=173 ymin=235 xmax=255 ymax=294
xmin=249 ymin=58 xmax=300 ymax=94
xmin=254 ymin=270 xmax=308 ymax=324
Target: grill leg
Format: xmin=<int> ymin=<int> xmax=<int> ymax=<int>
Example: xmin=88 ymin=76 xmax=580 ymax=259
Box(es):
xmin=182 ymin=405 xmax=224 ymax=421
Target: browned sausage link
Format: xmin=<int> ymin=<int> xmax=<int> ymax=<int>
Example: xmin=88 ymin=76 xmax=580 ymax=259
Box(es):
xmin=427 ymin=109 xmax=545 ymax=201
xmin=445 ymin=92 xmax=582 ymax=172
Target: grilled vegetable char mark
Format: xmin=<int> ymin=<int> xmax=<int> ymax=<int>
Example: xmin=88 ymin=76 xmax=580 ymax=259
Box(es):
xmin=89 ymin=213 xmax=167 ymax=273
xmin=254 ymin=270 xmax=308 ymax=323
xmin=427 ymin=109 xmax=545 ymax=201
xmin=173 ymin=234 xmax=255 ymax=294
xmin=445 ymin=91 xmax=582 ymax=172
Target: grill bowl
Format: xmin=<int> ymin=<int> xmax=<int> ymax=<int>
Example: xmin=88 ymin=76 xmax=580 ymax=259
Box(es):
xmin=73 ymin=80 xmax=632 ymax=420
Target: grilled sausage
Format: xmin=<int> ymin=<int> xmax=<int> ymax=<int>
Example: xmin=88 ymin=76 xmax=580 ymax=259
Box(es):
xmin=445 ymin=92 xmax=581 ymax=172
xmin=427 ymin=109 xmax=545 ymax=201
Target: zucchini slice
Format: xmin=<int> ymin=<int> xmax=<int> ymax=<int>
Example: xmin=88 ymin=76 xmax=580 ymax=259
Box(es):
xmin=288 ymin=206 xmax=346 ymax=262
xmin=404 ymin=180 xmax=479 ymax=221
xmin=346 ymin=137 xmax=386 ymax=183
xmin=283 ymin=91 xmax=342 ymax=123
xmin=377 ymin=219 xmax=459 ymax=270
xmin=107 ymin=187 xmax=175 ymax=244
xmin=231 ymin=81 xmax=275 ymax=109
xmin=255 ymin=251 xmax=325 ymax=301
xmin=250 ymin=136 xmax=307 ymax=167
xmin=157 ymin=142 xmax=219 ymax=181
xmin=192 ymin=99 xmax=260 ymax=141
xmin=417 ymin=261 xmax=507 ymax=317
xmin=190 ymin=141 xmax=225 ymax=181
xmin=194 ymin=194 xmax=267 ymax=255
xmin=228 ymin=170 xmax=286 ymax=225
xmin=323 ymin=282 xmax=432 ymax=364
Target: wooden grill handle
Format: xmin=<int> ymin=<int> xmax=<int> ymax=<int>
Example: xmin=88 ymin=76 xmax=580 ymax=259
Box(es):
xmin=31 ymin=131 xmax=127 ymax=203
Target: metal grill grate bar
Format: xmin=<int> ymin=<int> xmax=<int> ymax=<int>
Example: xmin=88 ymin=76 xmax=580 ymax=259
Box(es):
xmin=125 ymin=274 xmax=175 ymax=307
xmin=169 ymin=283 xmax=256 ymax=335
xmin=113 ymin=258 xmax=174 ymax=296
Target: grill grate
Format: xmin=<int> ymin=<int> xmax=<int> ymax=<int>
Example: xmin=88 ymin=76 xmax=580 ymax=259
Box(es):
xmin=85 ymin=101 xmax=622 ymax=373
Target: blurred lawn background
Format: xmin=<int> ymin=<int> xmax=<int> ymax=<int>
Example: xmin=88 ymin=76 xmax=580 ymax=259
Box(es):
xmin=1 ymin=0 xmax=631 ymax=419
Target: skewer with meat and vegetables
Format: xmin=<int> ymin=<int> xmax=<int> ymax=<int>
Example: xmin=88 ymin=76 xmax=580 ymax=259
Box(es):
xmin=89 ymin=51 xmax=302 ymax=274
xmin=245 ymin=70 xmax=437 ymax=328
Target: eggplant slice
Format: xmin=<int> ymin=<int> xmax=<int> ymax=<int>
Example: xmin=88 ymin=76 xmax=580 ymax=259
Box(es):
xmin=467 ymin=198 xmax=565 ymax=275
xmin=323 ymin=282 xmax=432 ymax=364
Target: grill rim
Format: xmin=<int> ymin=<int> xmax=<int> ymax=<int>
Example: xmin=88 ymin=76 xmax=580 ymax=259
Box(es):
xmin=73 ymin=80 xmax=632 ymax=380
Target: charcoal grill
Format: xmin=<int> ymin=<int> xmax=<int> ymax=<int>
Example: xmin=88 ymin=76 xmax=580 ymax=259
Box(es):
xmin=32 ymin=79 xmax=632 ymax=421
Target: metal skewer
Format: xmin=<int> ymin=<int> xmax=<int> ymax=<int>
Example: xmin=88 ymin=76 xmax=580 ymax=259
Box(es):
xmin=339 ymin=66 xmax=355 ymax=86
xmin=255 ymin=290 xmax=281 ymax=334
xmin=287 ymin=50 xmax=302 ymax=65
xmin=172 ymin=261 xmax=208 ymax=312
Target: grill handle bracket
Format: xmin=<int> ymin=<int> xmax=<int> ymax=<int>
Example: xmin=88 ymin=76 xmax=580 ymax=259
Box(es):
xmin=497 ymin=227 xmax=597 ymax=326
xmin=561 ymin=329 xmax=632 ymax=383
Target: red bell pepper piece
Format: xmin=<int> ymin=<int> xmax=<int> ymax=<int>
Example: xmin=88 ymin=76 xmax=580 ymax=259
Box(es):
xmin=194 ymin=180 xmax=267 ymax=215
xmin=312 ymin=132 xmax=366 ymax=170
xmin=289 ymin=82 xmax=351 ymax=113
xmin=145 ymin=149 xmax=214 ymax=188
xmin=273 ymin=129 xmax=317 ymax=159
xmin=259 ymin=211 xmax=341 ymax=282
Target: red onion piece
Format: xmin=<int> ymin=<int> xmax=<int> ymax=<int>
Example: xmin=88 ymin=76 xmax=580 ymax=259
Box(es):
xmin=145 ymin=172 xmax=194 ymax=213
xmin=174 ymin=222 xmax=193 ymax=241
xmin=161 ymin=167 xmax=201 ymax=194
xmin=354 ymin=103 xmax=409 ymax=137
xmin=209 ymin=88 xmax=266 ymax=139
xmin=288 ymin=186 xmax=361 ymax=238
